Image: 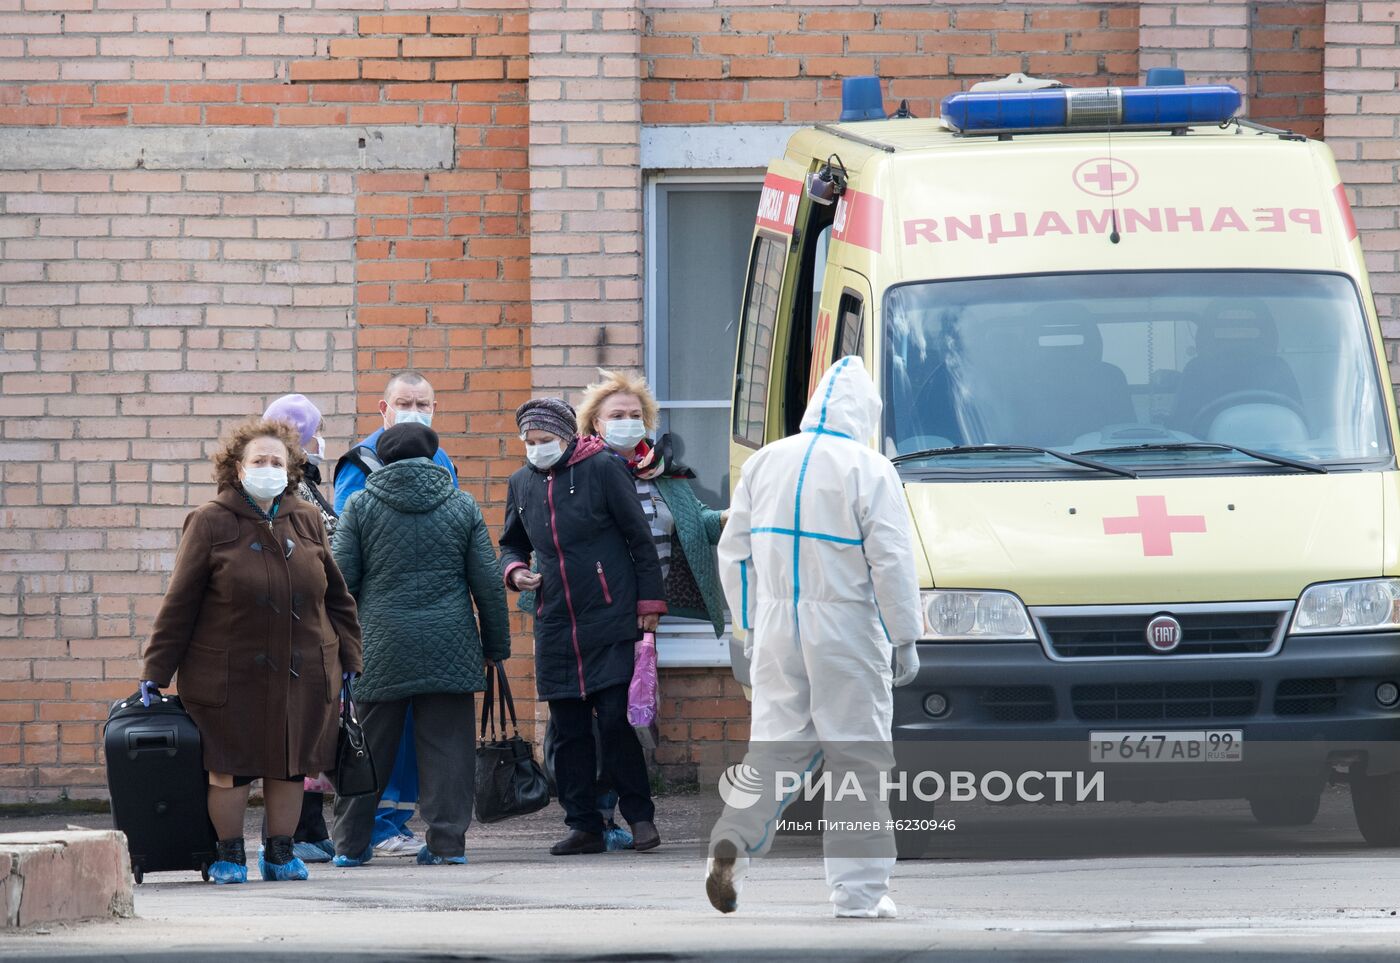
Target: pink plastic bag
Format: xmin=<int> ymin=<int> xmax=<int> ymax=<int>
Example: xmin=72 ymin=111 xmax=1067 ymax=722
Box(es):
xmin=627 ymin=632 xmax=659 ymax=744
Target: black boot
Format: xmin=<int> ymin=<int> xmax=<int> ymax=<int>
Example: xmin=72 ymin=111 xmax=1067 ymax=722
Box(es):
xmin=209 ymin=837 xmax=248 ymax=884
xmin=550 ymin=829 xmax=606 ymax=855
xmin=264 ymin=835 xmax=295 ymax=865
xmin=215 ymin=837 xmax=246 ymax=865
xmin=260 ymin=834 xmax=309 ymax=881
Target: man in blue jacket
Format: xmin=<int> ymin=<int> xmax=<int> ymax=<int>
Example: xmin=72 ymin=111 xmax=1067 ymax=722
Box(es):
xmin=333 ymin=370 xmax=460 ymax=860
xmin=334 ymin=370 xmax=459 ymax=513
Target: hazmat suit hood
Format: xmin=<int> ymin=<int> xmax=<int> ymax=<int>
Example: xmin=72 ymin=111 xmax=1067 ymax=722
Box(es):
xmin=800 ymin=357 xmax=881 ymax=442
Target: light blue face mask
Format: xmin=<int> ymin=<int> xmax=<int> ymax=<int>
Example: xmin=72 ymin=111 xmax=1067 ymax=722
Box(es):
xmin=603 ymin=419 xmax=647 ymax=452
xmin=394 ymin=409 xmax=432 ymax=428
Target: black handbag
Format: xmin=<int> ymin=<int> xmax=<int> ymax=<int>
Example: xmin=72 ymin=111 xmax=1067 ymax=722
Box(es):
xmin=474 ymin=661 xmax=550 ymax=823
xmin=334 ymin=682 xmax=378 ymax=798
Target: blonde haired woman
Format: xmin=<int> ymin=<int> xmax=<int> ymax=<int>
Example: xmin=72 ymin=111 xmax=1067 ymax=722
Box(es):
xmin=575 ymin=369 xmax=728 ymax=638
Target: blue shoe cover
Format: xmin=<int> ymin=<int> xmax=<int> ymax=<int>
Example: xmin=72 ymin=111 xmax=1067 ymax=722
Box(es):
xmin=415 ymin=844 xmax=466 ymax=865
xmin=208 ymin=860 xmax=248 ymax=885
xmin=332 ymin=845 xmax=373 ymax=867
xmin=604 ymin=826 xmax=634 ymax=851
xmin=293 ymin=840 xmax=332 ymax=863
xmin=258 ymin=849 xmax=309 ymax=881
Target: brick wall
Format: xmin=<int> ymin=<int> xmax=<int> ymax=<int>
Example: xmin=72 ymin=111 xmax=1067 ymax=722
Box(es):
xmin=3 ymin=0 xmax=1400 ymax=799
xmin=642 ymin=5 xmax=1141 ymax=125
xmin=0 ymin=1 xmax=531 ymax=803
xmin=0 ymin=167 xmax=358 ymax=795
xmin=1325 ymin=0 xmax=1400 ymax=378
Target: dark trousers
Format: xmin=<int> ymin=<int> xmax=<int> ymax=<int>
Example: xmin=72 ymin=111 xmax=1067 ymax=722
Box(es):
xmin=333 ymin=692 xmax=476 ymax=859
xmin=549 ymin=683 xmax=654 ymax=835
xmin=294 ymin=791 xmax=328 ymax=843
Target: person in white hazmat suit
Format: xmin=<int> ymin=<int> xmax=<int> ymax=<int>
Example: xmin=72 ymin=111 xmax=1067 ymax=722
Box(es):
xmin=705 ymin=356 xmax=923 ymax=919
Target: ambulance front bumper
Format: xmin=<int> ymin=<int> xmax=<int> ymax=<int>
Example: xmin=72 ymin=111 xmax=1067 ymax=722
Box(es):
xmin=892 ymin=632 xmax=1400 ymax=792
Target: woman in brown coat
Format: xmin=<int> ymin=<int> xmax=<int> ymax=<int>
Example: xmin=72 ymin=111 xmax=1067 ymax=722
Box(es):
xmin=141 ymin=417 xmax=363 ymax=885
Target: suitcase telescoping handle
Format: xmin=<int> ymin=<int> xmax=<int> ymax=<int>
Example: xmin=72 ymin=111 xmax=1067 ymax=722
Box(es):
xmin=125 ymin=727 xmax=178 ymax=759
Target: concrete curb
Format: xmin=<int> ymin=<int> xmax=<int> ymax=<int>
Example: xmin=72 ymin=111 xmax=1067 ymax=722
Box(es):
xmin=0 ymin=831 xmax=134 ymax=929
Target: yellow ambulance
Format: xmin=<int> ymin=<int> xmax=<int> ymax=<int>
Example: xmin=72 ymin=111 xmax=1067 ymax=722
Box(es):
xmin=727 ymin=74 xmax=1400 ymax=844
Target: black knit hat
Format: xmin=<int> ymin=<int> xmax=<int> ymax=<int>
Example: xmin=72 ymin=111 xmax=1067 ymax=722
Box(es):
xmin=378 ymin=422 xmax=439 ymax=465
xmin=515 ymin=397 xmax=577 ymax=439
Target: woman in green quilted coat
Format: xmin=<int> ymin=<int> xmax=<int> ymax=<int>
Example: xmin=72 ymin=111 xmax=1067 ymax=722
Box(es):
xmin=329 ymin=422 xmax=511 ymax=867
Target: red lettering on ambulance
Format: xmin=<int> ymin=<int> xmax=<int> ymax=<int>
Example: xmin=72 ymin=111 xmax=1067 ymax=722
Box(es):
xmin=945 ymin=215 xmax=983 ymax=241
xmin=1288 ymin=208 xmax=1321 ymax=234
xmin=1033 ymin=211 xmax=1072 ymax=237
xmin=1164 ymin=207 xmax=1204 ymax=232
xmin=1210 ymin=207 xmax=1248 ymax=232
xmin=1077 ymin=209 xmax=1114 ymax=235
xmin=1122 ymin=208 xmax=1161 ymax=233
xmin=904 ymin=219 xmax=940 ymax=244
xmin=1253 ymin=208 xmax=1285 ymax=232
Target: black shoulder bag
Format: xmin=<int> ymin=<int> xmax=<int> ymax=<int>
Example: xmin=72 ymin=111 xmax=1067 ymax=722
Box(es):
xmin=334 ymin=682 xmax=378 ymax=798
xmin=474 ymin=661 xmax=550 ymax=823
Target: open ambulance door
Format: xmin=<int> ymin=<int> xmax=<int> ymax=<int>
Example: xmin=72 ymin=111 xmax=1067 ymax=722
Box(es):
xmin=729 ymin=156 xmax=852 ymax=495
xmin=807 ymin=267 xmax=875 ymax=402
xmin=728 ymin=159 xmax=807 ymax=492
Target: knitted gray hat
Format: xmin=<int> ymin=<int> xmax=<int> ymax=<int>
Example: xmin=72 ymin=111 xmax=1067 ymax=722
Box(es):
xmin=515 ymin=397 xmax=577 ymax=439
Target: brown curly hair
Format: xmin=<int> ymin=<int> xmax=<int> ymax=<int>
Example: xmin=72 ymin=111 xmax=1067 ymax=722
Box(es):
xmin=211 ymin=417 xmax=305 ymax=496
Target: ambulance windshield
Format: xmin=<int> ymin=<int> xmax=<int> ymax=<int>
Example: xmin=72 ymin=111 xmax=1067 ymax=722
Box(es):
xmin=884 ymin=272 xmax=1391 ymax=472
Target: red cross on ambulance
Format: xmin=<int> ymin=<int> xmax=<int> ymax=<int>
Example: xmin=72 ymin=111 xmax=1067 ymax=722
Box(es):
xmin=1102 ymin=495 xmax=1207 ymax=557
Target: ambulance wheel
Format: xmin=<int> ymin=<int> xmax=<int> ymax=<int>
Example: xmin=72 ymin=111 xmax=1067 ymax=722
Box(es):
xmin=200 ymin=863 xmax=211 ymax=882
xmin=1351 ymin=772 xmax=1400 ymax=846
xmin=133 ymin=866 xmax=144 ymax=885
xmin=1248 ymin=791 xmax=1320 ymax=827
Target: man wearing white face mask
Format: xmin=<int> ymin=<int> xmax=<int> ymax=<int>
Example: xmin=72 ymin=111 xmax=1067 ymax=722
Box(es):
xmin=500 ymin=398 xmax=668 ymax=856
xmin=333 ymin=370 xmax=459 ymax=514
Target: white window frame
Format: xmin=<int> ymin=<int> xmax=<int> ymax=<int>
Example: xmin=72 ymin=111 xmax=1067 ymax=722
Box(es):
xmin=643 ymin=170 xmax=764 ymax=668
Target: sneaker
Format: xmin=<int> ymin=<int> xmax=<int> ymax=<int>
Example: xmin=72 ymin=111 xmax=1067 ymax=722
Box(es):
xmin=259 ymin=836 xmax=309 ymax=882
xmin=834 ymin=895 xmax=898 ymax=920
xmin=704 ymin=838 xmax=748 ymax=914
xmin=374 ymin=834 xmax=419 ymax=856
xmin=332 ymin=844 xmax=374 ymax=868
xmin=209 ymin=838 xmax=248 ymax=886
xmin=603 ymin=826 xmax=634 ymax=851
xmin=293 ymin=840 xmax=333 ymax=864
xmin=415 ymin=845 xmax=466 ymax=866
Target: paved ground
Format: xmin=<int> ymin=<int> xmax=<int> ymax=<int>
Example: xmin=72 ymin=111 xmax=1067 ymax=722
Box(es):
xmin=6 ymin=787 xmax=1400 ymax=961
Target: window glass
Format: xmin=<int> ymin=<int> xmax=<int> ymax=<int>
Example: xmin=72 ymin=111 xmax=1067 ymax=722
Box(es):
xmin=883 ymin=272 xmax=1390 ymax=472
xmin=837 ymin=289 xmax=864 ymax=360
xmin=734 ymin=233 xmax=785 ymax=448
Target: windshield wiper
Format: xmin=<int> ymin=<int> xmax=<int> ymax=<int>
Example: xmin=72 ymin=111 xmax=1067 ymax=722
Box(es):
xmin=892 ymin=444 xmax=1137 ymax=478
xmin=1071 ymin=442 xmax=1328 ymax=474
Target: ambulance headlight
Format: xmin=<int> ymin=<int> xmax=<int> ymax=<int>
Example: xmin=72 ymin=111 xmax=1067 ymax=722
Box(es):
xmin=922 ymin=590 xmax=1035 ymax=641
xmin=1292 ymin=579 xmax=1400 ymax=634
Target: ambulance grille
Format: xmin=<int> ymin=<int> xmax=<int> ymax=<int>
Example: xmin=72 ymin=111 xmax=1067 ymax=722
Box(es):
xmin=1274 ymin=678 xmax=1343 ymax=716
xmin=1040 ymin=609 xmax=1283 ymax=659
xmin=1072 ymin=680 xmax=1258 ymax=722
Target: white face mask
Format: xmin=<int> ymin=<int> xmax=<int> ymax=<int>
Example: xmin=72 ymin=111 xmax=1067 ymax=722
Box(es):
xmin=242 ymin=466 xmax=287 ymax=501
xmin=602 ymin=419 xmax=647 ymax=451
xmin=306 ymin=435 xmax=326 ymax=467
xmin=393 ymin=409 xmax=432 ymax=428
xmin=525 ymin=440 xmax=563 ymax=471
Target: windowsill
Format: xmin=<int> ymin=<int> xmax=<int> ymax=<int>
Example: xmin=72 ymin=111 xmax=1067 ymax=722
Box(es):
xmin=656 ymin=617 xmax=733 ymax=668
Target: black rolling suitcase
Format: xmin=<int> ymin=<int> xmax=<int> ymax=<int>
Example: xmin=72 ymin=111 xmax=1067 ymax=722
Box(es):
xmin=104 ymin=691 xmax=217 ymax=883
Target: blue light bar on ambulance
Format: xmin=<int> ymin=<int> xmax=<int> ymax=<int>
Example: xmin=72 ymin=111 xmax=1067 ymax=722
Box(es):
xmin=940 ymin=84 xmax=1242 ymax=135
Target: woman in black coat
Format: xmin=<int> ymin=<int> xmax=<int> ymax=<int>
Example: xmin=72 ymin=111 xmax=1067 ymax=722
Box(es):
xmin=500 ymin=398 xmax=667 ymax=855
